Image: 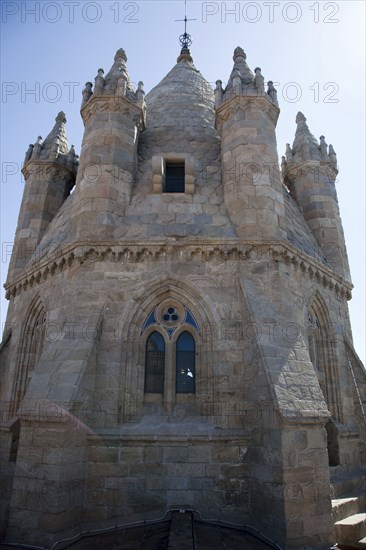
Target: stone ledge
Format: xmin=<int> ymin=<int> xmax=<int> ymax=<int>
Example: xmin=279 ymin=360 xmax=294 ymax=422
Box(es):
xmin=4 ymin=239 xmax=352 ymax=301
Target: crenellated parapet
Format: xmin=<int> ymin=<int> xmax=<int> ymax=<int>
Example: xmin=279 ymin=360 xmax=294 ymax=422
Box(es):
xmin=282 ymin=112 xmax=337 ymax=175
xmin=22 ymin=112 xmax=79 ymax=180
xmin=282 ymin=112 xmax=350 ymax=280
xmin=80 ymin=48 xmax=146 ymax=127
xmin=214 ymin=47 xmax=279 ymax=109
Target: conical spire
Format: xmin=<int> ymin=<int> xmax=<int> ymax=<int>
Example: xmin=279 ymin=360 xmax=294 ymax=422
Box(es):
xmin=229 ymin=47 xmax=254 ymax=85
xmin=39 ymin=111 xmax=69 ymax=159
xmin=146 ymin=53 xmax=215 ymax=133
xmin=291 ymin=112 xmax=322 ymax=162
xmin=283 ymin=112 xmax=338 ymax=170
xmin=217 ymin=47 xmax=277 ymax=106
xmin=104 ymin=48 xmax=135 ymax=94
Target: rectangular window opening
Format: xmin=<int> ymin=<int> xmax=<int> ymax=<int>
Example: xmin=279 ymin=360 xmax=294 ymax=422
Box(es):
xmin=164 ymin=162 xmax=185 ymax=193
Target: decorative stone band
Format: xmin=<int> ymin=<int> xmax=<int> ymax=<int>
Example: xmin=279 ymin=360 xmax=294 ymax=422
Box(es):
xmin=4 ymin=240 xmax=353 ymax=301
xmin=215 ymin=94 xmax=280 ymax=132
xmin=282 ymin=159 xmax=338 ymax=187
xmin=21 ymin=159 xmax=77 ymax=182
xmin=80 ymin=94 xmax=146 ymax=130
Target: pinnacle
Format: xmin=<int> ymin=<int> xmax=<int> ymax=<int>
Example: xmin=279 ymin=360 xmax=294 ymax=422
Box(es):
xmin=233 ymin=46 xmax=247 ymax=61
xmin=296 ymin=111 xmax=307 ymax=124
xmin=114 ymin=48 xmax=127 ymax=62
xmin=104 ymin=47 xmax=134 ymax=94
xmin=41 ymin=111 xmax=69 ymax=157
xmin=55 ymin=111 xmax=66 ymax=124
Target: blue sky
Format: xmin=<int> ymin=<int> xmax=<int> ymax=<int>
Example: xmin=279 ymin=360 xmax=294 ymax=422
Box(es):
xmin=1 ymin=0 xmax=365 ymax=363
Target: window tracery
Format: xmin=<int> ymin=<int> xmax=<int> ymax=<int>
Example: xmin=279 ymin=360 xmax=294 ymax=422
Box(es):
xmin=142 ymin=300 xmax=199 ymax=395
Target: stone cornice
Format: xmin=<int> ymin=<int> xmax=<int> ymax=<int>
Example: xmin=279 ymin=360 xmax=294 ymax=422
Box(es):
xmin=21 ymin=159 xmax=76 ymax=182
xmin=215 ymin=95 xmax=280 ymax=131
xmin=81 ymin=94 xmax=145 ymax=130
xmin=284 ymin=159 xmax=338 ymax=184
xmin=4 ymin=239 xmax=353 ymax=301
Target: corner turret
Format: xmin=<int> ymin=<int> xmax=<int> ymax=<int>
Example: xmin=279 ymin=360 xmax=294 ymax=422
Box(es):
xmin=215 ymin=47 xmax=286 ymax=239
xmin=282 ymin=112 xmax=350 ymax=279
xmin=72 ymin=48 xmax=146 ymax=239
xmin=7 ymin=112 xmax=77 ymax=282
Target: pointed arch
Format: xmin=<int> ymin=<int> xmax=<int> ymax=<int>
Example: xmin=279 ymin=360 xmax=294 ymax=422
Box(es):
xmin=306 ymin=290 xmax=343 ymax=465
xmin=175 ymin=331 xmax=196 ymax=394
xmin=144 ymin=331 xmax=166 ymax=393
xmin=119 ymin=276 xmax=217 ymax=422
xmin=12 ymin=294 xmax=47 ymax=416
xmin=128 ymin=274 xmax=220 ymax=332
xmin=306 ymin=290 xmax=340 ymax=418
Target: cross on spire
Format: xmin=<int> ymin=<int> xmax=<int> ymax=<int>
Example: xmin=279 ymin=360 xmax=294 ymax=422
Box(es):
xmin=175 ymin=0 xmax=196 ymax=52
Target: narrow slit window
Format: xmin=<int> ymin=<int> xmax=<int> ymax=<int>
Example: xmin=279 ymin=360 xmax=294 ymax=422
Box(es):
xmin=176 ymin=332 xmax=195 ymax=393
xmin=145 ymin=332 xmax=165 ymax=393
xmin=164 ymin=162 xmax=185 ymax=193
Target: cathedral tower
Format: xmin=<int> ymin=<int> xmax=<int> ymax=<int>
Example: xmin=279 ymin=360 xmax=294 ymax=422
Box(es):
xmin=0 ymin=39 xmax=364 ymax=549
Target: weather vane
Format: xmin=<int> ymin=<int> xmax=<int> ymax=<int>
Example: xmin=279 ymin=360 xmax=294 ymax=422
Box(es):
xmin=175 ymin=0 xmax=196 ymax=51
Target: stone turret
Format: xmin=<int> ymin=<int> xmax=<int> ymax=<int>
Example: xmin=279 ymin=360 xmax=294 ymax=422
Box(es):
xmin=215 ymin=47 xmax=286 ymax=239
xmin=72 ymin=48 xmax=146 ymax=239
xmin=7 ymin=112 xmax=77 ymax=281
xmin=282 ymin=112 xmax=350 ymax=279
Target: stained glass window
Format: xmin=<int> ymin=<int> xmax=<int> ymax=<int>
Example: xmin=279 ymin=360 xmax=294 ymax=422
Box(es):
xmin=145 ymin=332 xmax=165 ymax=393
xmin=176 ymin=332 xmax=195 ymax=393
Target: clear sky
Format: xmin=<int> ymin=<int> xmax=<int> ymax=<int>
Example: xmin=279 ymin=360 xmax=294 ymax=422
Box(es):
xmin=1 ymin=0 xmax=365 ymax=363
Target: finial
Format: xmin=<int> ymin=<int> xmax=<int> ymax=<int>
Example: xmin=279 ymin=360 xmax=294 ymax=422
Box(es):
xmin=24 ymin=144 xmax=34 ymax=164
xmin=32 ymin=136 xmax=43 ymax=159
xmin=114 ymin=48 xmax=127 ymax=62
xmin=137 ymin=81 xmax=145 ymax=103
xmin=281 ymin=156 xmax=288 ymax=179
xmin=233 ymin=47 xmax=247 ymax=61
xmin=56 ymin=111 xmax=66 ymax=124
xmin=285 ymin=143 xmax=293 ymax=162
xmin=175 ymin=0 xmax=196 ymax=54
xmin=67 ymin=145 xmax=76 ymax=168
xmin=329 ymin=144 xmax=337 ymax=167
xmin=94 ymin=68 xmax=105 ymax=95
xmin=254 ymin=67 xmax=265 ymax=95
xmin=267 ymin=81 xmax=278 ymax=106
xmin=319 ymin=135 xmax=328 ymax=160
xmin=296 ymin=112 xmax=307 ymax=124
xmin=81 ymin=82 xmax=93 ymax=108
xmin=215 ymin=80 xmax=223 ymax=108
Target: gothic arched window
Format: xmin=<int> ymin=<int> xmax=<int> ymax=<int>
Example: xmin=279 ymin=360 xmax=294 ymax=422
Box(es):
xmin=144 ymin=332 xmax=165 ymax=393
xmin=142 ymin=301 xmax=199 ymax=397
xmin=13 ymin=298 xmax=47 ymax=415
xmin=176 ymin=332 xmax=196 ymax=393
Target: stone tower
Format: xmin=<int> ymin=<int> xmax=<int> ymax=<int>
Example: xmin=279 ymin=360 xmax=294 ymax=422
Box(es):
xmin=0 ymin=40 xmax=365 ymax=549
